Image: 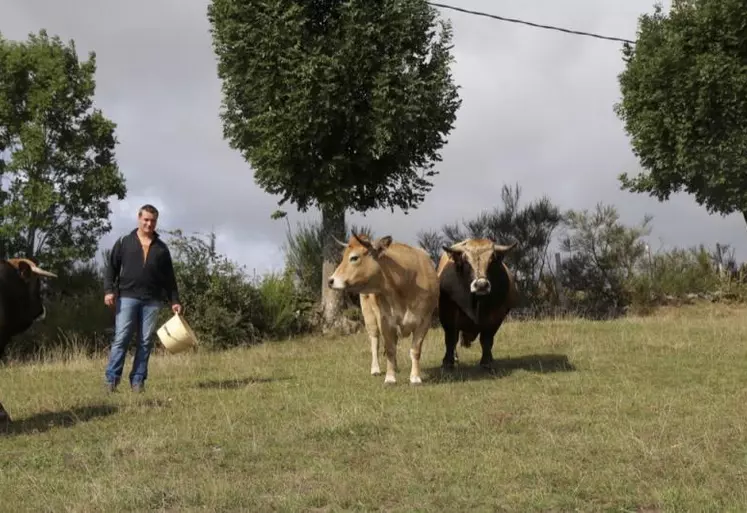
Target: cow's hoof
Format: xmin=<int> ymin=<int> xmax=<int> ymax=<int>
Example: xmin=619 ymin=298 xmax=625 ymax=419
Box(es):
xmin=371 ymin=369 xmax=382 ymax=376
xmin=479 ymin=361 xmax=494 ymax=370
xmin=384 ymin=375 xmax=396 ymax=385
xmin=409 ymin=376 xmax=422 ymax=385
xmin=441 ymin=361 xmax=456 ymax=370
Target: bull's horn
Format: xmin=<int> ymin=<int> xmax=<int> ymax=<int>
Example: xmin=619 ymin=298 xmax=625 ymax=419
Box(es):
xmin=331 ymin=235 xmax=348 ymax=248
xmin=7 ymin=258 xmax=57 ymax=278
xmin=494 ymin=241 xmax=518 ymax=253
xmin=31 ymin=265 xmax=58 ymax=278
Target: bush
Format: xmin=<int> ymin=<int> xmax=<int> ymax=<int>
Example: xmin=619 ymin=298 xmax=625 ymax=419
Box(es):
xmin=163 ymin=230 xmax=316 ymax=349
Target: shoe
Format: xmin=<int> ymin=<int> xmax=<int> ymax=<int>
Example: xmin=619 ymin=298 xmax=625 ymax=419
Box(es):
xmin=105 ymin=382 xmax=117 ymax=393
xmin=131 ymin=383 xmax=144 ymax=393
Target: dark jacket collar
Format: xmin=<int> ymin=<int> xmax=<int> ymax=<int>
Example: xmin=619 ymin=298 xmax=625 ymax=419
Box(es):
xmin=129 ymin=228 xmax=160 ymax=239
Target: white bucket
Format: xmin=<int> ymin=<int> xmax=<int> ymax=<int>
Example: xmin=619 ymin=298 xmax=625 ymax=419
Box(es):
xmin=157 ymin=313 xmax=198 ymax=354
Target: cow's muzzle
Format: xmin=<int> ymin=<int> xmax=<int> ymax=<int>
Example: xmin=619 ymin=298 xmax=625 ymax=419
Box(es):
xmin=470 ymin=278 xmax=491 ymax=295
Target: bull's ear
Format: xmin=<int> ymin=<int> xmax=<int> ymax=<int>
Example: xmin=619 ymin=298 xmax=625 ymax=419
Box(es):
xmin=17 ymin=260 xmax=32 ymax=279
xmin=373 ymin=236 xmax=392 ymax=252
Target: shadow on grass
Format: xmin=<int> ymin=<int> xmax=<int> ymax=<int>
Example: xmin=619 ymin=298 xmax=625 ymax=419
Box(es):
xmin=423 ymin=353 xmax=577 ymax=384
xmin=1 ymin=404 xmax=118 ymax=436
xmin=195 ymin=376 xmax=294 ymax=390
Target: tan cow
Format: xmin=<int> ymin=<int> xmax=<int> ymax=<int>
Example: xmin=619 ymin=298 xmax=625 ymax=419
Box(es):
xmin=327 ymin=233 xmax=439 ymax=385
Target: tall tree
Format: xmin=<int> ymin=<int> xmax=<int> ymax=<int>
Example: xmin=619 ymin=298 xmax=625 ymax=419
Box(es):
xmin=0 ymin=30 xmax=126 ymax=265
xmin=207 ymin=0 xmax=461 ymax=326
xmin=615 ymin=0 xmax=747 ymax=230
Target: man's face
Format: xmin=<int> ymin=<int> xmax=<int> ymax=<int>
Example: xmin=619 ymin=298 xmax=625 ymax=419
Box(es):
xmin=138 ymin=210 xmax=158 ymax=234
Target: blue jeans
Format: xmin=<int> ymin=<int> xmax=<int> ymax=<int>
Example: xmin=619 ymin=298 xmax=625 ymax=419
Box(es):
xmin=104 ymin=297 xmax=162 ymax=387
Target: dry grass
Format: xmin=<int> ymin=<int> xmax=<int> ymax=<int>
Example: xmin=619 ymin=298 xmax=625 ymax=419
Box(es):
xmin=2 ymin=303 xmax=747 ymax=512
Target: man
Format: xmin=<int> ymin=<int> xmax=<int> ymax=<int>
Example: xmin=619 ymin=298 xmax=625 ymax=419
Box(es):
xmin=103 ymin=204 xmax=182 ymax=393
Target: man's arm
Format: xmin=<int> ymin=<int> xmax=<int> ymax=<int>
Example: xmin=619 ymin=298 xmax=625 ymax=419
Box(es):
xmin=103 ymin=237 xmax=123 ymax=295
xmin=163 ymin=246 xmax=180 ymax=306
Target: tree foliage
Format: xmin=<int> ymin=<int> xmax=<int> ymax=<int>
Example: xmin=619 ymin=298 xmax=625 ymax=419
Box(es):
xmin=0 ymin=30 xmax=126 ymax=265
xmin=207 ymin=0 xmax=461 ymax=215
xmin=615 ymin=0 xmax=747 ymax=225
xmin=559 ymin=203 xmax=652 ymax=317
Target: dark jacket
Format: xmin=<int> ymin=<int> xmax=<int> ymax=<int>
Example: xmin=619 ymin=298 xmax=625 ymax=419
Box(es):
xmin=103 ymin=229 xmax=180 ymax=305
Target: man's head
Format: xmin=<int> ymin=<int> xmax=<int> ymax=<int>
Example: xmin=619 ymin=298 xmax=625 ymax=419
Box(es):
xmin=442 ymin=238 xmax=517 ymax=296
xmin=327 ymin=233 xmax=393 ymax=294
xmin=138 ymin=204 xmax=159 ymax=235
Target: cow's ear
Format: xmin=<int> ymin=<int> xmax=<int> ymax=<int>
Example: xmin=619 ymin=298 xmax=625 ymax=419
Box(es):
xmin=17 ymin=260 xmax=32 ymax=279
xmin=373 ymin=236 xmax=392 ymax=253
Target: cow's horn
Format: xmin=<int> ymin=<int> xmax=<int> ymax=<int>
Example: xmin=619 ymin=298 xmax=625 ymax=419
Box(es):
xmin=331 ymin=235 xmax=348 ymax=248
xmin=353 ymin=233 xmax=372 ymax=248
xmin=494 ymin=241 xmax=518 ymax=253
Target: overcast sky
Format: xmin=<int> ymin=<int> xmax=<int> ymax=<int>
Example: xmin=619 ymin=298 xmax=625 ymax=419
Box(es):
xmin=2 ymin=0 xmax=745 ymax=272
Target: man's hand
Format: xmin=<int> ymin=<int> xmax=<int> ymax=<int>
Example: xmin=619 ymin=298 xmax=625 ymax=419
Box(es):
xmin=104 ymin=293 xmax=115 ymax=307
xmin=172 ymin=303 xmax=183 ymax=315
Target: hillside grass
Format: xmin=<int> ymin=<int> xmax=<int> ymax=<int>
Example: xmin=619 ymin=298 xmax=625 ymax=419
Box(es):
xmin=2 ymin=303 xmax=747 ymax=512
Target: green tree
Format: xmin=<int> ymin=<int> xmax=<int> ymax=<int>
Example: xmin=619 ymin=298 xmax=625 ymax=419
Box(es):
xmin=0 ymin=30 xmax=126 ymax=265
xmin=207 ymin=0 xmax=461 ymax=326
xmin=560 ymin=203 xmax=652 ymax=318
xmin=615 ymin=0 xmax=747 ymax=229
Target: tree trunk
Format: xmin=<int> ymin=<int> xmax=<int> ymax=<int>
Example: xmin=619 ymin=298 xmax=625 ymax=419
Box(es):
xmin=320 ymin=204 xmax=346 ymax=329
xmin=743 ymin=211 xmax=747 ymax=231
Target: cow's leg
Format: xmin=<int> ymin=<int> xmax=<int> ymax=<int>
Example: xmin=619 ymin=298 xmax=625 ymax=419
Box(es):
xmin=0 ymin=401 xmax=9 ymax=423
xmin=479 ymin=325 xmax=500 ymax=369
xmin=360 ymin=295 xmax=381 ymax=376
xmin=381 ymin=324 xmax=398 ymax=384
xmin=408 ymin=321 xmax=430 ymax=385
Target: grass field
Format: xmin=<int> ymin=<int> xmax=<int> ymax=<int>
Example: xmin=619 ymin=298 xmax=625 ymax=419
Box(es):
xmin=2 ymin=303 xmax=747 ymax=512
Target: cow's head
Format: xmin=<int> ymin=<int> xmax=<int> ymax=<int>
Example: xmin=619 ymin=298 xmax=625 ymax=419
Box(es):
xmin=7 ymin=258 xmax=58 ymax=322
xmin=442 ymin=239 xmax=517 ymax=296
xmin=327 ymin=233 xmax=393 ymax=294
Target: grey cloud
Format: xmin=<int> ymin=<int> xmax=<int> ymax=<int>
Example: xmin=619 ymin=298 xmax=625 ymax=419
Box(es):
xmin=1 ymin=0 xmax=744 ymax=274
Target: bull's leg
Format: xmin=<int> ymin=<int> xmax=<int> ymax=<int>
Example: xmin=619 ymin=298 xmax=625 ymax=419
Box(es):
xmin=0 ymin=331 xmax=9 ymax=364
xmin=0 ymin=401 xmax=10 ymax=423
xmin=408 ymin=322 xmax=430 ymax=385
xmin=479 ymin=325 xmax=500 ymax=369
xmin=441 ymin=324 xmax=459 ymax=369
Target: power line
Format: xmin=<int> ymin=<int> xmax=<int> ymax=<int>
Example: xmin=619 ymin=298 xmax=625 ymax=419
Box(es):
xmin=426 ymin=2 xmax=636 ymax=45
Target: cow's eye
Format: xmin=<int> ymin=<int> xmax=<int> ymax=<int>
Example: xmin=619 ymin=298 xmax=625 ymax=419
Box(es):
xmin=349 ymin=254 xmax=359 ymax=263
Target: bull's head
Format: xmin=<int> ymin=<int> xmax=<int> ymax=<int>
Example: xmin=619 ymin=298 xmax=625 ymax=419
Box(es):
xmin=327 ymin=233 xmax=393 ymax=294
xmin=8 ymin=258 xmax=58 ymax=323
xmin=442 ymin=239 xmax=517 ymax=296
